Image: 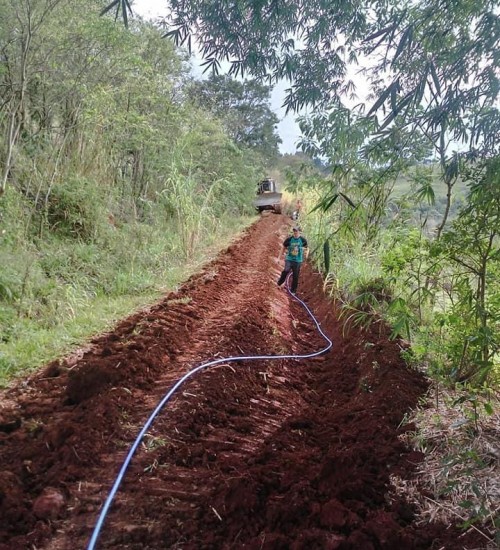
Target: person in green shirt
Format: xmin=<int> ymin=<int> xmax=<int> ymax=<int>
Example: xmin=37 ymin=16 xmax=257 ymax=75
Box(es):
xmin=277 ymin=226 xmax=309 ymax=294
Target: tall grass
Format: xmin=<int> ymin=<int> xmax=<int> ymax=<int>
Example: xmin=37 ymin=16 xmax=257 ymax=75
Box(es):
xmin=0 ymin=159 xmax=255 ymax=386
xmin=0 ymin=1 xmax=270 ymax=385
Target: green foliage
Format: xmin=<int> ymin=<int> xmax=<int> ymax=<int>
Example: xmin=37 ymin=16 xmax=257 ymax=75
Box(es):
xmin=303 ymin=155 xmax=499 ymax=388
xmin=451 ymin=384 xmax=495 ymax=434
xmin=0 ymin=1 xmax=268 ymax=384
xmin=43 ymin=177 xmax=109 ymax=240
xmin=157 ymin=0 xmax=369 ymax=111
xmin=386 ymin=297 xmax=414 ymax=341
xmin=429 ymin=159 xmax=500 ymax=384
xmin=135 ymin=0 xmax=499 ymax=163
xmin=410 ymin=166 xmax=436 ymax=206
xmin=187 ymin=74 xmax=282 ymax=159
xmin=140 ymin=0 xmax=498 ymax=262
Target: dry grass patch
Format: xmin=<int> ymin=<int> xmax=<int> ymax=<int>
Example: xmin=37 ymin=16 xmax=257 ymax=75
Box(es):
xmin=391 ymin=386 xmax=499 ymax=548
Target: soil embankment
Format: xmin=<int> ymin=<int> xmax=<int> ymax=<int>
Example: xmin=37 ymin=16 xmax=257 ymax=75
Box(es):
xmin=0 ymin=214 xmax=482 ymax=549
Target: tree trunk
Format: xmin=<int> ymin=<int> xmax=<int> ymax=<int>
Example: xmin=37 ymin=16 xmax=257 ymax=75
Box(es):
xmin=0 ymin=3 xmax=33 ymax=195
xmin=435 ymin=127 xmax=456 ymax=240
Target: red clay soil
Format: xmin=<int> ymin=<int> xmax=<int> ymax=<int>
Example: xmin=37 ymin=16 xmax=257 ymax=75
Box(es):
xmin=0 ymin=215 xmax=487 ymax=549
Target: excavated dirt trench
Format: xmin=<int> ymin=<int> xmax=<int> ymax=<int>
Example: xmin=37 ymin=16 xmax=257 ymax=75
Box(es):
xmin=0 ymin=214 xmax=486 ymax=549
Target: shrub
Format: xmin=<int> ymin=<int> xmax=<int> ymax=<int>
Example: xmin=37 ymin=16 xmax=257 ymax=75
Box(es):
xmin=44 ymin=177 xmax=109 ymax=241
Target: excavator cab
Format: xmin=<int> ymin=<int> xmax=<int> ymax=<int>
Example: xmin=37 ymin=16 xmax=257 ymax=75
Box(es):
xmin=253 ymin=178 xmax=282 ymax=214
xmin=257 ymin=178 xmax=276 ymax=194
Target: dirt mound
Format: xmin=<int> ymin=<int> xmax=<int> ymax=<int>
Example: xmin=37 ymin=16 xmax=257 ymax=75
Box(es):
xmin=0 ymin=214 xmax=485 ymax=549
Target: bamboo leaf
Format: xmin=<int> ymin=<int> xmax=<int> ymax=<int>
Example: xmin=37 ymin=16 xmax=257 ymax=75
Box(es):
xmin=339 ymin=192 xmax=356 ymax=208
xmin=100 ymin=0 xmax=120 ymax=17
xmin=363 ymin=23 xmax=398 ymax=43
xmin=162 ymin=28 xmax=180 ymax=41
xmin=429 ymin=61 xmax=441 ymax=96
xmin=100 ymin=0 xmax=133 ymax=26
xmin=310 ymin=193 xmax=339 ymax=213
xmin=323 ymin=240 xmax=330 ymax=273
xmin=367 ymin=81 xmax=397 ymax=116
xmin=392 ymin=25 xmax=413 ymax=66
xmin=415 ymin=72 xmax=427 ymax=107
xmin=122 ymin=0 xmax=128 ymax=27
xmin=378 ymin=92 xmax=412 ymax=131
xmin=322 ymin=193 xmax=340 ymax=211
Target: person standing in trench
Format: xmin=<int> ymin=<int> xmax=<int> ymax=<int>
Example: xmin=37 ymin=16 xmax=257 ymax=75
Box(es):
xmin=277 ymin=226 xmax=309 ymax=294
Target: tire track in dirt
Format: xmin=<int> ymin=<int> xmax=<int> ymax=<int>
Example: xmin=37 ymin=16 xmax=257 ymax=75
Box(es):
xmin=87 ymin=217 xmax=325 ymax=549
xmin=0 ymin=214 xmax=485 ymax=550
xmin=81 ymin=216 xmax=318 ymax=549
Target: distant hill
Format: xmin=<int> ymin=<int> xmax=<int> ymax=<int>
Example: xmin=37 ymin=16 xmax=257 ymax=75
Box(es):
xmin=391 ymin=163 xmax=469 ymax=199
xmin=391 ymin=163 xmax=469 ymax=232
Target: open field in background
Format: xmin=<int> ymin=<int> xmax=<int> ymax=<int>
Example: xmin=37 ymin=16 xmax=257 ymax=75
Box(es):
xmin=391 ymin=164 xmax=469 ymax=198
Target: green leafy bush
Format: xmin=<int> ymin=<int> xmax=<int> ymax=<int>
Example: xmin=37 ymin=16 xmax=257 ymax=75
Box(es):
xmin=45 ymin=177 xmax=109 ymax=241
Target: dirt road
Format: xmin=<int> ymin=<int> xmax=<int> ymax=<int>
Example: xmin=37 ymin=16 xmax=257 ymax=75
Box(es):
xmin=0 ymin=215 xmax=483 ymax=549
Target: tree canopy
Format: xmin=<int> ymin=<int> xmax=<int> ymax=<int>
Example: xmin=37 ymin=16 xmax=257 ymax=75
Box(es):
xmin=187 ymin=74 xmax=282 ymax=159
xmin=103 ymin=0 xmax=499 ymax=195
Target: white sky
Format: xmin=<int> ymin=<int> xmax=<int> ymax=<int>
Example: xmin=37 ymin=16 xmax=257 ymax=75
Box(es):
xmin=132 ymin=0 xmax=302 ymax=154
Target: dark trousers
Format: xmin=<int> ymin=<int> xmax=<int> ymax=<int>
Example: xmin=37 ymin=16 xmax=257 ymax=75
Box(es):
xmin=277 ymin=260 xmax=301 ymax=292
